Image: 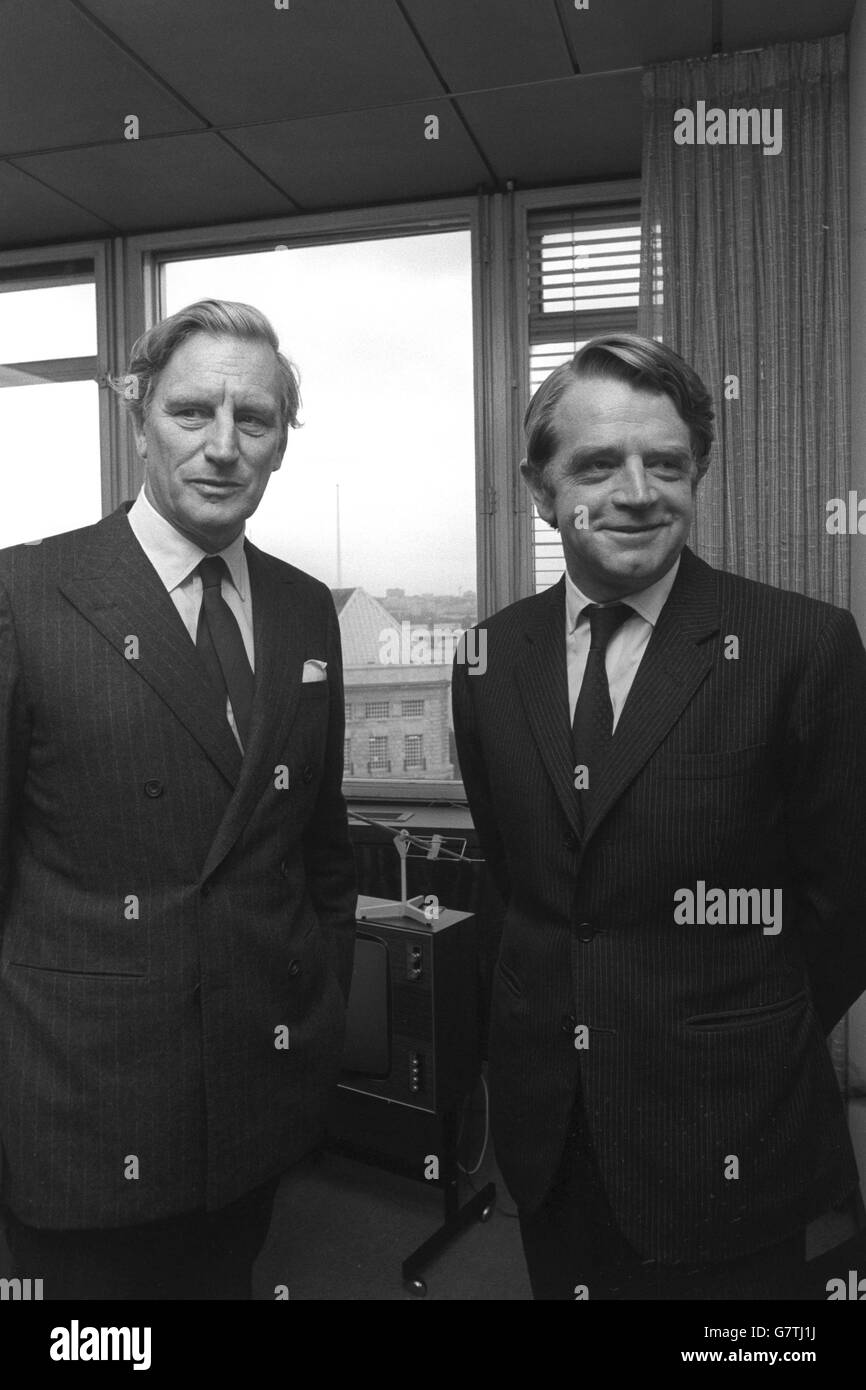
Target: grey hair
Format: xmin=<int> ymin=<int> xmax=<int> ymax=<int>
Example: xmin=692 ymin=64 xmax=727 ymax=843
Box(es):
xmin=110 ymin=298 xmax=301 ymax=434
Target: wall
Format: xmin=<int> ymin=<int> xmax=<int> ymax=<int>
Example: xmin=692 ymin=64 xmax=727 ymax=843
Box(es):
xmin=847 ymin=0 xmax=866 ymax=1202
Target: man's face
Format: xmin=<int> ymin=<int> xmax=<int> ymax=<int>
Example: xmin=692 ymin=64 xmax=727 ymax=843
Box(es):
xmin=523 ymin=375 xmax=700 ymax=602
xmin=133 ymin=332 xmax=287 ymax=552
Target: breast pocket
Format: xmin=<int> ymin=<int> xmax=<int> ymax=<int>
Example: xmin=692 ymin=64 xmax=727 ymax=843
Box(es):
xmin=298 ymin=682 xmax=328 ymax=701
xmin=653 ymin=745 xmax=769 ymax=779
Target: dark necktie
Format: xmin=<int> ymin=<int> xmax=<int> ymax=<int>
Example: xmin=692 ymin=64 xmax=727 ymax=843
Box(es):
xmin=195 ymin=555 xmax=254 ymax=751
xmin=572 ymin=603 xmax=632 ymax=824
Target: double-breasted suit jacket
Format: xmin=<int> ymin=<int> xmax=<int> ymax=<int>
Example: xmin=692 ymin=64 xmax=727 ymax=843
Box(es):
xmin=0 ymin=502 xmax=357 ymax=1229
xmin=453 ymin=546 xmax=866 ymax=1265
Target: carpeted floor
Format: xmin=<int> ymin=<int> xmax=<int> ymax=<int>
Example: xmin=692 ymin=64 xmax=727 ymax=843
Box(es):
xmin=254 ymin=1144 xmax=529 ymax=1301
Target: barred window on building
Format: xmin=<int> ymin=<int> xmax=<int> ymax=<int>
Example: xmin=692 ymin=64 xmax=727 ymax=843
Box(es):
xmin=404 ymin=734 xmax=424 ymax=771
xmin=368 ymin=735 xmax=390 ymax=772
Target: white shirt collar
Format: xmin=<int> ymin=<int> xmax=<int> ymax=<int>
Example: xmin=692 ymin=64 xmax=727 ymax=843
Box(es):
xmin=128 ymin=486 xmax=248 ymax=599
xmin=565 ymin=554 xmax=681 ymax=634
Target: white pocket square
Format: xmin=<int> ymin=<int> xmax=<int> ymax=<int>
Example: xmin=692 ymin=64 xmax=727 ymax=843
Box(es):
xmin=302 ymin=659 xmax=328 ymax=682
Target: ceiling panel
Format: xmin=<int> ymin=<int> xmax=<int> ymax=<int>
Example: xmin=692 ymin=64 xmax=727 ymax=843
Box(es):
xmin=227 ymin=101 xmax=492 ymax=209
xmin=402 ymin=0 xmax=574 ymax=90
xmin=12 ymin=135 xmax=296 ymax=234
xmin=722 ymin=0 xmax=856 ymax=49
xmin=0 ymin=163 xmax=114 ymax=248
xmin=458 ymin=72 xmax=642 ymax=186
xmin=0 ymin=0 xmax=204 ymax=157
xmin=556 ymin=0 xmax=713 ymax=74
xmin=79 ymin=0 xmax=446 ymax=127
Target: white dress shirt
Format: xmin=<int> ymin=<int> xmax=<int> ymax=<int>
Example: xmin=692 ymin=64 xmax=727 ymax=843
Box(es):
xmin=127 ymin=486 xmax=254 ymax=749
xmin=565 ymin=557 xmax=681 ymax=732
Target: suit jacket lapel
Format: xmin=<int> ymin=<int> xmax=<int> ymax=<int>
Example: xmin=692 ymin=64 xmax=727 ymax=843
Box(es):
xmin=516 ymin=550 xmax=721 ymax=847
xmin=583 ymin=547 xmax=720 ymax=840
xmin=58 ymin=506 xmax=243 ymax=788
xmin=199 ymin=540 xmax=307 ymax=881
xmin=515 ymin=578 xmax=584 ymax=840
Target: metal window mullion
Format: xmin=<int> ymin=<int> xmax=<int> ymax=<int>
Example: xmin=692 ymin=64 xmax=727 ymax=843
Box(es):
xmin=0 ymin=356 xmax=97 ymax=386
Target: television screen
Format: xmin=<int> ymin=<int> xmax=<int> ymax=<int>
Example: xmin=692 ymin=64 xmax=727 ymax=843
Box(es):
xmin=341 ymin=933 xmax=391 ymax=1078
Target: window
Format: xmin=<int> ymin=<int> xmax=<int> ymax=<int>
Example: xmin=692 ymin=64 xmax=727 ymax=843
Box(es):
xmin=161 ymin=228 xmax=475 ymax=796
xmin=0 ymin=265 xmax=102 ymax=549
xmin=526 ymin=207 xmax=641 ymax=591
xmin=401 ymin=699 xmax=425 ymax=717
xmin=368 ymin=736 xmax=389 ymax=773
xmin=343 ymin=738 xmax=353 ymax=776
xmin=404 ymin=734 xmax=424 ymax=771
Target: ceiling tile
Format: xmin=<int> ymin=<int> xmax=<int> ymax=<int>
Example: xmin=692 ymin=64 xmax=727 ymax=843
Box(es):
xmin=0 ymin=0 xmax=204 ymax=156
xmin=401 ymin=0 xmax=574 ymax=90
xmin=556 ymin=0 xmax=713 ymax=73
xmin=80 ymin=0 xmax=446 ymax=126
xmin=722 ymin=0 xmax=856 ymax=49
xmin=0 ymin=163 xmax=115 ymax=248
xmin=457 ymin=72 xmax=642 ymax=186
xmin=227 ymin=101 xmax=492 ymax=209
xmin=13 ymin=134 xmax=296 ymax=233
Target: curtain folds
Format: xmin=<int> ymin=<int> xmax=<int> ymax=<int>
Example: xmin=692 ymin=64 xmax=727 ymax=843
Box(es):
xmin=638 ymin=36 xmax=850 ymax=606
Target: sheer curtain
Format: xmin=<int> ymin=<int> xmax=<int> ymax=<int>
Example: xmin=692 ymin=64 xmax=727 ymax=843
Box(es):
xmin=638 ymin=36 xmax=850 ymax=607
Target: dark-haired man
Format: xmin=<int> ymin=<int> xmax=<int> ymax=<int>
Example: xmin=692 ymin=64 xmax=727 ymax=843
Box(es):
xmin=453 ymin=333 xmax=866 ymax=1299
xmin=0 ymin=299 xmax=356 ymax=1298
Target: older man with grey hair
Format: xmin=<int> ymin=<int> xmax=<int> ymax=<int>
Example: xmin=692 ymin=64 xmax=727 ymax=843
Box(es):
xmin=0 ymin=299 xmax=356 ymax=1299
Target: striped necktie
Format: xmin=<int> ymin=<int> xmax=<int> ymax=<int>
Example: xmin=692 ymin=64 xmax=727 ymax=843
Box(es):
xmin=572 ymin=603 xmax=631 ymax=825
xmin=195 ymin=555 xmax=254 ymax=750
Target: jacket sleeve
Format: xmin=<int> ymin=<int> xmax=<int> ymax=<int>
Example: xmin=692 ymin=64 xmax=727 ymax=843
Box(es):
xmin=301 ymin=590 xmax=357 ymax=1002
xmin=783 ymin=606 xmax=866 ymax=1033
xmin=452 ymin=632 xmax=512 ymax=907
xmin=0 ymin=574 xmax=30 ymax=938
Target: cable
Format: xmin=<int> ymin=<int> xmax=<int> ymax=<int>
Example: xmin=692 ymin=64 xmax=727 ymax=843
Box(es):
xmin=457 ymin=1071 xmax=490 ymax=1177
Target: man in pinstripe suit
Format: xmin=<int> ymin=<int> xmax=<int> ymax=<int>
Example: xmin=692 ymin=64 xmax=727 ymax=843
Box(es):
xmin=453 ymin=334 xmax=866 ymax=1300
xmin=0 ymin=300 xmax=357 ymax=1298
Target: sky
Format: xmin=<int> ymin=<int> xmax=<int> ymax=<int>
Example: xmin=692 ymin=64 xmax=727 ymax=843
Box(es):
xmin=1 ymin=234 xmax=478 ymax=596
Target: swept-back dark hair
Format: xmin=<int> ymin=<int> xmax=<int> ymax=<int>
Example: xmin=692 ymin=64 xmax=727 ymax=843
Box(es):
xmin=523 ymin=333 xmax=715 ymax=479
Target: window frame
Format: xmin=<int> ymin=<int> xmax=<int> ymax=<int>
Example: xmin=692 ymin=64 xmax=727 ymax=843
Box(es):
xmin=0 ymin=238 xmax=124 ymax=520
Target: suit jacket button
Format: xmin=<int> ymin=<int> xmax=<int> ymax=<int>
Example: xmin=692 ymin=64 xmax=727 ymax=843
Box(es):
xmin=561 ymin=1013 xmax=576 ymax=1034
xmin=288 ymin=959 xmax=302 ymax=977
xmin=192 ymin=983 xmax=201 ymax=1002
xmin=279 ymin=859 xmax=289 ymax=877
xmin=144 ymin=780 xmax=164 ymax=797
xmin=562 ymin=833 xmax=579 ymax=851
xmin=576 ymin=921 xmax=596 ymax=942
xmin=302 ymin=764 xmax=314 ymax=784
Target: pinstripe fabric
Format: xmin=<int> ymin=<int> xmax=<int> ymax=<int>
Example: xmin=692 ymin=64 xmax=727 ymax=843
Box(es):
xmin=452 ymin=546 xmax=866 ymax=1265
xmin=0 ymin=503 xmax=357 ymax=1230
